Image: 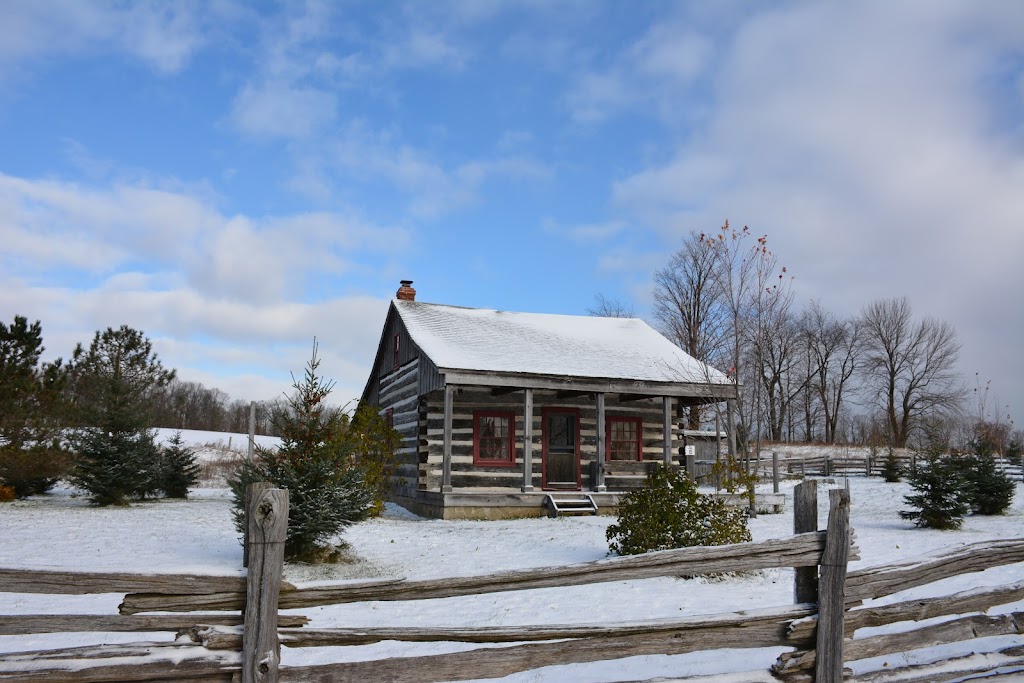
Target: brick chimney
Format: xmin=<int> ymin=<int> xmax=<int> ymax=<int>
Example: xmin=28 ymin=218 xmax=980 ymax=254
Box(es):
xmin=396 ymin=280 xmax=416 ymax=301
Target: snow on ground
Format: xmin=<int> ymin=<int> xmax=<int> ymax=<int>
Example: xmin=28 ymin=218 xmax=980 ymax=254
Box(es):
xmin=1 ymin=475 xmax=1022 ymax=682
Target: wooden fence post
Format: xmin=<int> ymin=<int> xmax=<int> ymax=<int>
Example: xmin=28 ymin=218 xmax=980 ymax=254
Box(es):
xmin=772 ymin=451 xmax=780 ymax=494
xmin=793 ymin=481 xmax=818 ymax=604
xmin=243 ymin=485 xmax=288 ymax=683
xmin=243 ymin=482 xmax=272 ymax=569
xmin=816 ymin=487 xmax=851 ymax=683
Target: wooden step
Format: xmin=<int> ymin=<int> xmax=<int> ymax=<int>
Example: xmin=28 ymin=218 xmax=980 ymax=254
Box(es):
xmin=544 ymin=494 xmax=599 ymax=517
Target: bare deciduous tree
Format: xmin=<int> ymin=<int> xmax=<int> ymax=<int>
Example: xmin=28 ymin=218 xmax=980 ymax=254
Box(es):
xmin=801 ymin=301 xmax=863 ymax=444
xmin=586 ymin=293 xmax=636 ymax=318
xmin=860 ymin=297 xmax=963 ymax=447
xmin=652 ymin=232 xmax=728 ymax=428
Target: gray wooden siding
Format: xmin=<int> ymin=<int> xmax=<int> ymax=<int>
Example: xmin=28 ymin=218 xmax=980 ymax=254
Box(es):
xmin=376 ymin=357 xmax=420 ymax=493
xmin=418 ymin=387 xmax=678 ymax=491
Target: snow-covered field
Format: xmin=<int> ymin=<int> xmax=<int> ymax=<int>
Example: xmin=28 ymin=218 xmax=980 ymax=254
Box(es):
xmin=2 ymin=431 xmax=1023 ymax=682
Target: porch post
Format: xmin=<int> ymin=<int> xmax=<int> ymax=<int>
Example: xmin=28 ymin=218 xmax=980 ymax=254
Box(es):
xmin=595 ymin=392 xmax=606 ymax=492
xmin=521 ymin=388 xmax=534 ymax=492
xmin=442 ymin=383 xmax=454 ymax=493
xmin=662 ymin=396 xmax=673 ymax=467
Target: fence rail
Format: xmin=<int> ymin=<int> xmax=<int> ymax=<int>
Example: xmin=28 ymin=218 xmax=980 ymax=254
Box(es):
xmin=3 ymin=482 xmax=1024 ymax=682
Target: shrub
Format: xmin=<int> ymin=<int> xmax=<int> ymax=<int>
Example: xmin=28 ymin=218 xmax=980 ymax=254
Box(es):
xmin=0 ymin=485 xmax=14 ymax=502
xmin=958 ymin=453 xmax=1015 ymax=516
xmin=160 ymin=431 xmax=200 ymax=498
xmin=0 ymin=441 xmax=71 ymax=498
xmin=229 ymin=343 xmax=371 ymax=562
xmin=606 ymin=465 xmax=751 ymax=556
xmin=349 ymin=403 xmax=400 ymax=517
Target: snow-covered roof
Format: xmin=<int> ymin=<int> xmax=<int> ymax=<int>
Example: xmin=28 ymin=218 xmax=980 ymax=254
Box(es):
xmin=393 ymin=299 xmax=730 ymax=385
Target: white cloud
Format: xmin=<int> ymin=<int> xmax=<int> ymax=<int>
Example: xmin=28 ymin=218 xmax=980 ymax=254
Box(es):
xmin=605 ymin=1 xmax=1024 ymax=413
xmin=0 ymin=1 xmax=211 ymax=78
xmin=564 ymin=19 xmax=716 ymax=125
xmin=231 ymin=81 xmax=338 ymax=139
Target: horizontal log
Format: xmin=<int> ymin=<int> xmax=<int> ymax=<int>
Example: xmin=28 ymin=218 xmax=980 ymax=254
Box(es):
xmin=0 ymin=568 xmax=275 ymax=596
xmin=122 ymin=532 xmax=833 ymax=613
xmin=0 ymin=641 xmax=239 ymax=682
xmin=279 ymin=605 xmax=806 ymax=683
xmin=853 ymin=646 xmax=1024 ymax=683
xmin=189 ymin=605 xmax=815 ymax=650
xmin=774 ymin=611 xmax=1024 ymax=674
xmin=846 ymin=539 xmax=1024 ymax=601
xmin=0 ymin=613 xmax=308 ymax=635
xmin=787 ymin=582 xmax=1024 ymax=641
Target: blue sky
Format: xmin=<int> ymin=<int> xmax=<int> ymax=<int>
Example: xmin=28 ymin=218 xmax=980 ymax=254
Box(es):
xmin=1 ymin=1 xmax=1023 ymax=424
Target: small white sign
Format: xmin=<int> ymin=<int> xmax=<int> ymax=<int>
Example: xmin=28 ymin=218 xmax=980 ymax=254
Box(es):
xmin=684 ymin=445 xmax=696 ymax=456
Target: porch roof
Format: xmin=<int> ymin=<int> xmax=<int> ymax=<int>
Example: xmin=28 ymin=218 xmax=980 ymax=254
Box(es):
xmin=394 ymin=299 xmax=732 ymax=387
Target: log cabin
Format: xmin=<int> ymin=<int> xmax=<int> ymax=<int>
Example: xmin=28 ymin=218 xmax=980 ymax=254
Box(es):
xmin=360 ymin=281 xmax=740 ymax=519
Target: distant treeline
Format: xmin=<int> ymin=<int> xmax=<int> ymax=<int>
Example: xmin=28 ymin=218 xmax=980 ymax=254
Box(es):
xmin=149 ymin=380 xmax=284 ymax=437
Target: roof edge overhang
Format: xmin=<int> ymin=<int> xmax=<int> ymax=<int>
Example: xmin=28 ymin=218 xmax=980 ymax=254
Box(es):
xmin=439 ymin=368 xmax=739 ymax=401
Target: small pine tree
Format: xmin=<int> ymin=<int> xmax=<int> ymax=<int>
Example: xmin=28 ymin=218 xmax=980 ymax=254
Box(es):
xmin=67 ymin=326 xmax=174 ymax=505
xmin=606 ymin=465 xmax=751 ymax=556
xmin=71 ymin=428 xmax=162 ymax=506
xmin=880 ymin=448 xmax=902 ymax=482
xmin=160 ymin=431 xmax=200 ymax=498
xmin=1006 ymin=437 xmax=1022 ymax=467
xmin=899 ymin=453 xmax=970 ymax=530
xmin=229 ymin=342 xmax=371 ymax=561
xmin=958 ymin=453 xmax=1015 ymax=515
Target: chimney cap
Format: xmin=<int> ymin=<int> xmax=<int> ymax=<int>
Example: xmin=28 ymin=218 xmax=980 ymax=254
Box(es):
xmin=396 ymin=280 xmax=416 ymax=301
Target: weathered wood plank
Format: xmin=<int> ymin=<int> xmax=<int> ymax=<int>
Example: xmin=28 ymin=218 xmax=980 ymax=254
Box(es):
xmin=189 ymin=605 xmax=816 ymax=650
xmin=122 ymin=532 xmax=832 ymax=613
xmin=242 ymin=486 xmax=288 ymax=683
xmin=0 ymin=568 xmax=251 ymax=596
xmin=816 ymin=488 xmax=850 ymax=683
xmin=846 ymin=538 xmax=1024 ymax=602
xmin=787 ymin=582 xmax=1024 ymax=641
xmin=278 ymin=605 xmax=806 ymax=683
xmin=0 ymin=614 xmax=308 ymax=636
xmin=852 ymin=646 xmax=1024 ymax=683
xmin=775 ymin=611 xmax=1024 ymax=675
xmin=792 ymin=481 xmax=818 ymax=605
xmin=0 ymin=642 xmax=240 ymax=682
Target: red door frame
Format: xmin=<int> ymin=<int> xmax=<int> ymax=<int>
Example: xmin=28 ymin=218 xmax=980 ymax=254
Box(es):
xmin=541 ymin=407 xmax=582 ymax=490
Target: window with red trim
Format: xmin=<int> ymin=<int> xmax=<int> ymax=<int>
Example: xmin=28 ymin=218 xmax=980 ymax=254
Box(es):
xmin=392 ymin=333 xmax=400 ymax=370
xmin=607 ymin=417 xmax=642 ymax=461
xmin=385 ymin=408 xmax=394 ymax=430
xmin=473 ymin=411 xmax=516 ymax=466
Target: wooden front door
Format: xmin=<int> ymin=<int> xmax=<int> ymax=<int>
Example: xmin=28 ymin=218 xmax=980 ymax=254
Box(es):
xmin=543 ymin=408 xmax=580 ymax=489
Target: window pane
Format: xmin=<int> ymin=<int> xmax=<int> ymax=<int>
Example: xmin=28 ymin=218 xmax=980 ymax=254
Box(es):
xmin=481 ymin=437 xmax=508 ymax=461
xmin=548 ymin=414 xmax=574 ymax=447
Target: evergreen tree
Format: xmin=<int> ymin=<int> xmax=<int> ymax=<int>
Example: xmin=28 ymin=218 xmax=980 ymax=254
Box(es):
xmin=0 ymin=316 xmax=70 ymax=497
xmin=959 ymin=453 xmax=1015 ymax=516
xmin=1007 ymin=436 xmax=1022 ymax=467
xmin=160 ymin=431 xmax=200 ymax=498
xmin=349 ymin=403 xmax=400 ymax=517
xmin=67 ymin=326 xmax=175 ymax=505
xmin=880 ymin=447 xmax=902 ymax=482
xmin=899 ymin=425 xmax=970 ymax=529
xmin=606 ymin=465 xmax=751 ymax=556
xmin=229 ymin=342 xmax=371 ymax=561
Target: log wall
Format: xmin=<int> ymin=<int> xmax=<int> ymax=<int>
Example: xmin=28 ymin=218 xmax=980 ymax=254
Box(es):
xmin=418 ymin=387 xmax=678 ymax=491
xmin=376 ymin=357 xmax=420 ymax=493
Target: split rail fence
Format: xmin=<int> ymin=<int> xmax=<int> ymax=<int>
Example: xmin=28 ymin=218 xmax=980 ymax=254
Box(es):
xmin=2 ymin=483 xmax=1023 ymax=682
